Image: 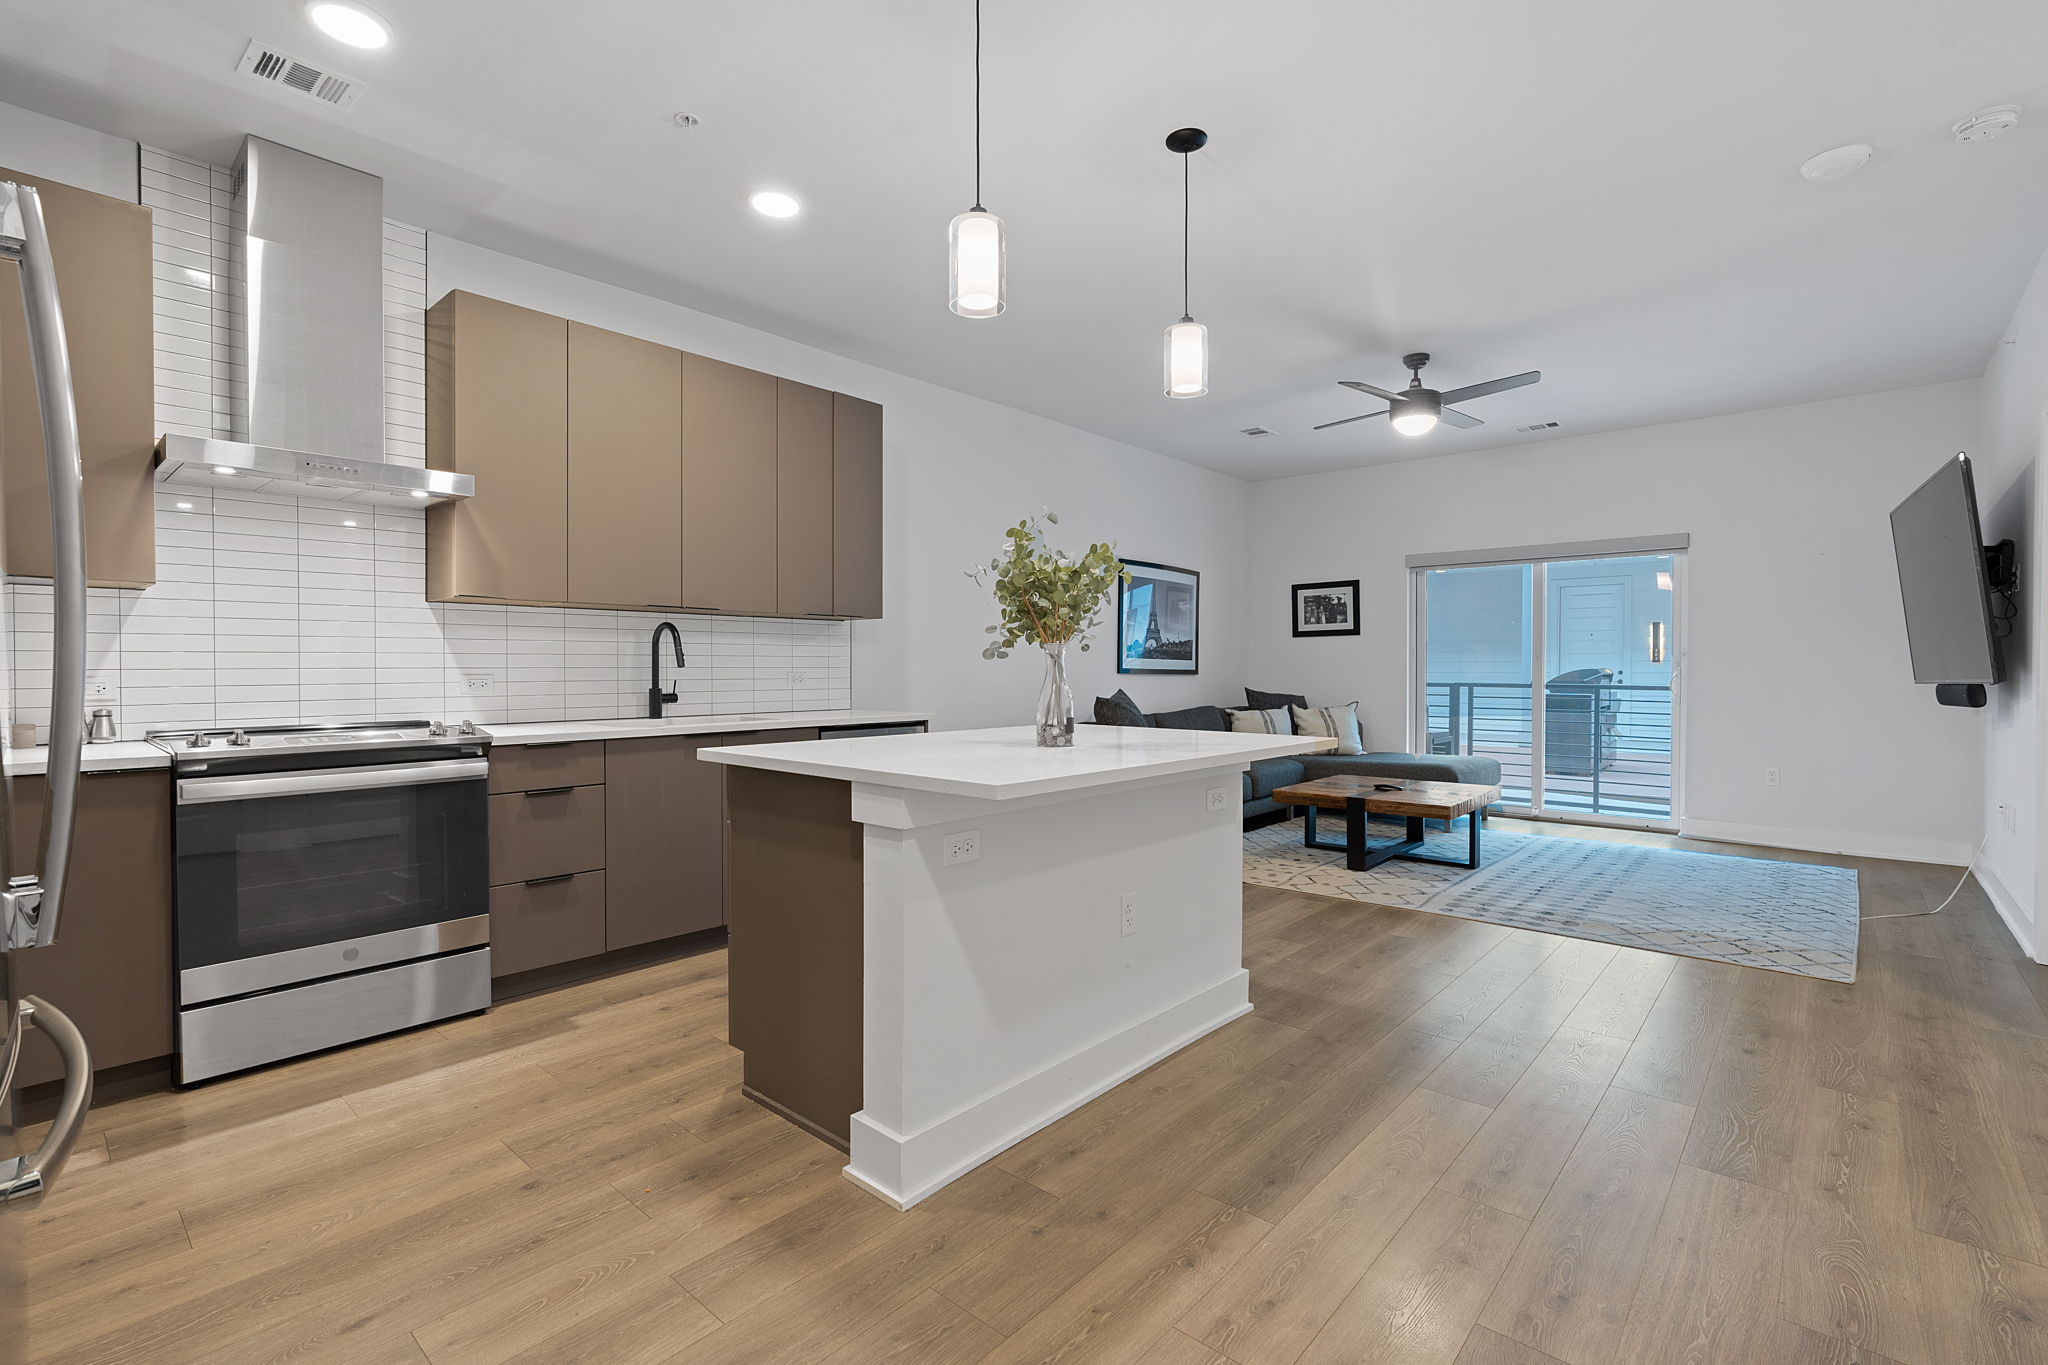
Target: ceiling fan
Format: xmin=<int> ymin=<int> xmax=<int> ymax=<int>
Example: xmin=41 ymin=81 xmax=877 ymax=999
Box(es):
xmin=1314 ymin=353 xmax=1541 ymax=437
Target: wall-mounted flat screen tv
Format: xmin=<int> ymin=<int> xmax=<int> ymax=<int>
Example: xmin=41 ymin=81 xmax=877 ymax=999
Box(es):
xmin=1890 ymin=452 xmax=2004 ymax=685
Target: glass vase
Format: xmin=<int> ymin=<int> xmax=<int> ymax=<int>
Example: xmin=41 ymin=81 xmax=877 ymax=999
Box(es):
xmin=1036 ymin=640 xmax=1074 ymax=748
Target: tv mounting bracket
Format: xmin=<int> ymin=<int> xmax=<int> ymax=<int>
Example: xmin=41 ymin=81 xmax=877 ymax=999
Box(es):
xmin=1985 ymin=539 xmax=2018 ymax=595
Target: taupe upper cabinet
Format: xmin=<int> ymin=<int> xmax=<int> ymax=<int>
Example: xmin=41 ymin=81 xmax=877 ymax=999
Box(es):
xmin=0 ymin=164 xmax=156 ymax=589
xmin=679 ymin=354 xmax=777 ymax=616
xmin=832 ymin=393 xmax=883 ymax=618
xmin=426 ymin=288 xmax=883 ymax=619
xmin=569 ymin=321 xmax=682 ymax=609
xmin=426 ymin=291 xmax=569 ymax=604
xmin=775 ymin=378 xmax=835 ymax=618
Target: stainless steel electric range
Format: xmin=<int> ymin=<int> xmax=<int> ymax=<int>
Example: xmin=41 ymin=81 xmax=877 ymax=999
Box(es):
xmin=148 ymin=721 xmax=494 ymax=1083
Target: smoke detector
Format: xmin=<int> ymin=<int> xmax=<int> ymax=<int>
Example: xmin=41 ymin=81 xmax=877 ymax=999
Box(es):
xmin=1799 ymin=144 xmax=1873 ymax=182
xmin=237 ymin=39 xmax=364 ymax=110
xmin=1953 ymin=105 xmax=2022 ymax=143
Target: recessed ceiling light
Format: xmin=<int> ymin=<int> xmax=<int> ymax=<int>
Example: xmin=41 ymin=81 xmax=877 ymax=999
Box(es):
xmin=212 ymin=465 xmax=237 ymax=475
xmin=1799 ymin=144 xmax=1873 ymax=182
xmin=307 ymin=2 xmax=391 ymax=49
xmin=749 ymin=190 xmax=801 ymax=219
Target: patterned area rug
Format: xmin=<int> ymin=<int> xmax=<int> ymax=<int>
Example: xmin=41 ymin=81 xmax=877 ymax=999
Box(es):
xmin=1243 ymin=817 xmax=1860 ymax=981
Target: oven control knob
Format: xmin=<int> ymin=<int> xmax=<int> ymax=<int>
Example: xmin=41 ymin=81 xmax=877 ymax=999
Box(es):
xmin=456 ymin=720 xmax=478 ymax=736
xmin=427 ymin=721 xmax=448 ymax=737
xmin=185 ymin=732 xmax=211 ymax=749
xmin=228 ymin=729 xmax=251 ymax=747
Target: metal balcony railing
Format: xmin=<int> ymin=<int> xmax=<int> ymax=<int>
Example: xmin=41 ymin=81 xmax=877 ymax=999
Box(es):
xmin=1424 ymin=680 xmax=1673 ymax=819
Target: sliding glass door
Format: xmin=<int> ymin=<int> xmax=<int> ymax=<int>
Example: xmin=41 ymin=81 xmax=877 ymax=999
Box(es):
xmin=1418 ymin=550 xmax=1680 ymax=825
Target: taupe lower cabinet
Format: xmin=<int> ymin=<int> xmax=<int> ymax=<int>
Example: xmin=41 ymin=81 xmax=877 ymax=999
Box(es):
xmin=485 ymin=736 xmax=731 ymax=978
xmin=7 ymin=771 xmax=174 ymax=1086
xmin=426 ymin=288 xmax=883 ymax=619
xmin=0 ymin=164 xmax=156 ymax=588
xmin=604 ymin=736 xmax=726 ymax=949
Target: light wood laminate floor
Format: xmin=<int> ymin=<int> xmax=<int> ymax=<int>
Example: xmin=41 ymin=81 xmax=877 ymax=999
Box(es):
xmin=22 ymin=820 xmax=2048 ymax=1364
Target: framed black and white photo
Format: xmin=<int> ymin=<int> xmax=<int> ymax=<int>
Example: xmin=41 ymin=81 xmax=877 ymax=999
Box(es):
xmin=1292 ymin=579 xmax=1360 ymax=637
xmin=1117 ymin=560 xmax=1200 ymax=674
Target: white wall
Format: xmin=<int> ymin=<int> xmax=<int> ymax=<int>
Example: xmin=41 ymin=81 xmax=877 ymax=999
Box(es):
xmin=1248 ymin=381 xmax=1985 ymax=866
xmin=1976 ymin=241 xmax=2048 ymax=959
xmin=428 ymin=237 xmax=1252 ymax=732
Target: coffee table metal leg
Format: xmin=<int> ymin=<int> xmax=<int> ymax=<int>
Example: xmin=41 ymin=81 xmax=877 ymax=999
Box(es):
xmin=1346 ymin=796 xmax=1367 ymax=871
xmin=1466 ymin=809 xmax=1481 ymax=868
xmin=1303 ymin=804 xmax=1318 ymax=846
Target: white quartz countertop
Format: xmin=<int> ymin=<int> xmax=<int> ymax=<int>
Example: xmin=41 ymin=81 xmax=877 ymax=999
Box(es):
xmin=699 ymin=725 xmax=1330 ymax=800
xmin=5 ymin=741 xmax=170 ymax=776
xmin=0 ymin=710 xmax=930 ymax=775
xmin=487 ymin=710 xmax=930 ymax=746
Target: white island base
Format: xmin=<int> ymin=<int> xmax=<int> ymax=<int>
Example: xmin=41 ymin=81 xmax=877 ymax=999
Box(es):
xmin=701 ymin=724 xmax=1325 ymax=1209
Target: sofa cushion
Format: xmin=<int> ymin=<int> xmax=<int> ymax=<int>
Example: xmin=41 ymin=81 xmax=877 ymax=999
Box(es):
xmin=1298 ymin=752 xmax=1504 ymax=787
xmin=1246 ymin=687 xmax=1308 ymax=710
xmin=1148 ymin=704 xmax=1231 ymax=731
xmin=1229 ymin=706 xmax=1293 ymax=734
xmin=1245 ymin=757 xmax=1306 ymax=801
xmin=1092 ymin=689 xmax=1152 ymax=727
xmin=1290 ymin=702 xmax=1365 ymax=755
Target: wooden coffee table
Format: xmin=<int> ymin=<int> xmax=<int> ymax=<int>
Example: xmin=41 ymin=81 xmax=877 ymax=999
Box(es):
xmin=1269 ymin=775 xmax=1501 ymax=872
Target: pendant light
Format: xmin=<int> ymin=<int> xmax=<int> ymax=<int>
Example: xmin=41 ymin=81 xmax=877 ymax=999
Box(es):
xmin=948 ymin=0 xmax=1005 ymax=317
xmin=1164 ymin=127 xmax=1209 ymax=398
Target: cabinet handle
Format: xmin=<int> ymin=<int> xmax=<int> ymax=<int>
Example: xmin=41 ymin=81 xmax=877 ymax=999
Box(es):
xmin=524 ymin=786 xmax=575 ymax=798
xmin=523 ymin=873 xmax=576 ymax=887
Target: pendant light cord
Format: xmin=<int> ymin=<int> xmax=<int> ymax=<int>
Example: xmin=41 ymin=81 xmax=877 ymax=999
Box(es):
xmin=972 ymin=0 xmax=984 ymax=212
xmin=1181 ymin=151 xmax=1191 ymax=320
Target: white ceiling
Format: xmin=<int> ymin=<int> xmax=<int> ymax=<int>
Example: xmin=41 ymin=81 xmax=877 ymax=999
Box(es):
xmin=2 ymin=0 xmax=2045 ymax=480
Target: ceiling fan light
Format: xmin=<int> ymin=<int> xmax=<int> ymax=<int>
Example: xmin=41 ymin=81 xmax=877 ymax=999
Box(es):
xmin=1165 ymin=317 xmax=1208 ymax=398
xmin=949 ymin=209 xmax=1005 ymax=318
xmin=1392 ymin=410 xmax=1438 ymax=436
xmin=1391 ymin=391 xmax=1440 ymax=436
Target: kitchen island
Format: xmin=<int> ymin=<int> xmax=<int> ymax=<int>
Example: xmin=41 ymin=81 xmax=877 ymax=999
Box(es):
xmin=699 ymin=723 xmax=1326 ymax=1208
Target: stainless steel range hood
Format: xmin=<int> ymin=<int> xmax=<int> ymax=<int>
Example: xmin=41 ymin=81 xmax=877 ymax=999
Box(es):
xmin=154 ymin=137 xmax=470 ymax=505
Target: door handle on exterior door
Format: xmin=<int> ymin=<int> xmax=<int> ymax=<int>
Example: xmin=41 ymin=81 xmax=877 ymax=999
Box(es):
xmin=0 ymin=996 xmax=93 ymax=1209
xmin=0 ymin=182 xmax=88 ymax=952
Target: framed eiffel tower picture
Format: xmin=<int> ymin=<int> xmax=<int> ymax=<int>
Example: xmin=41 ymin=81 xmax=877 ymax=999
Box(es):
xmin=1117 ymin=560 xmax=1200 ymax=674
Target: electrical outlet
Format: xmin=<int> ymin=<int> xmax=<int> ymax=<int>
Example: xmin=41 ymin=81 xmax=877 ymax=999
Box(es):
xmin=84 ymin=673 xmax=116 ymax=699
xmin=2001 ymin=802 xmax=2018 ymax=836
xmin=462 ymin=673 xmax=495 ymax=694
xmin=1120 ymin=892 xmax=1137 ymax=937
xmin=787 ymin=670 xmax=810 ymax=687
xmin=1206 ymin=786 xmax=1231 ymax=813
xmin=943 ymin=829 xmax=980 ymax=866
xmin=1763 ymin=767 xmax=1780 ymax=787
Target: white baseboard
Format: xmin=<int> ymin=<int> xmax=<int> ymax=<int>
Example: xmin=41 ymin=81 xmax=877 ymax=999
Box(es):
xmin=1974 ymin=859 xmax=2040 ymax=962
xmin=1677 ymin=817 xmax=1975 ymax=868
xmin=843 ymin=971 xmax=1252 ymax=1210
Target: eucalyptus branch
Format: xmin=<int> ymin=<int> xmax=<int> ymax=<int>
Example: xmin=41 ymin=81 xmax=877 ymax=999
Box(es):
xmin=968 ymin=510 xmax=1129 ymax=660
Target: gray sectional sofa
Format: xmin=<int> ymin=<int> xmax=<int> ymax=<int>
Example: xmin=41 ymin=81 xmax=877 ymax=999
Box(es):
xmin=1094 ymin=695 xmax=1504 ymax=827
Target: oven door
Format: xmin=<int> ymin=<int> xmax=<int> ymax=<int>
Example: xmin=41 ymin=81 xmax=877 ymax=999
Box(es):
xmin=173 ymin=760 xmax=488 ymax=1001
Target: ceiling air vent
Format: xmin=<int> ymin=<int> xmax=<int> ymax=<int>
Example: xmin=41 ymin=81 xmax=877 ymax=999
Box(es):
xmin=1239 ymin=427 xmax=1271 ymax=437
xmin=236 ymin=40 xmax=365 ymax=110
xmin=1514 ymin=420 xmax=1562 ymax=434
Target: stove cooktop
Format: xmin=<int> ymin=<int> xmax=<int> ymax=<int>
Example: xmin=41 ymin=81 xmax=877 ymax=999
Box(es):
xmin=147 ymin=720 xmax=493 ymax=768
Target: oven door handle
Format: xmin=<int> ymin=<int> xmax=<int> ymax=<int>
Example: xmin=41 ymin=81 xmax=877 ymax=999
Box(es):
xmin=177 ymin=759 xmax=489 ymax=805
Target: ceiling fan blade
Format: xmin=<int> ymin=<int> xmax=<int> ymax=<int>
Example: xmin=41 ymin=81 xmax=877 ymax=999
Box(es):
xmin=1437 ymin=407 xmax=1485 ymax=429
xmin=1313 ymin=409 xmax=1388 ymax=431
xmin=1339 ymin=381 xmax=1406 ymax=403
xmin=1436 ymin=370 xmax=1540 ymax=406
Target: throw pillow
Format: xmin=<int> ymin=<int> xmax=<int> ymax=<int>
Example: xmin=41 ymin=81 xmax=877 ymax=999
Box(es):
xmin=1149 ymin=704 xmax=1231 ymax=731
xmin=1093 ymin=689 xmax=1153 ymax=727
xmin=1246 ymin=687 xmax=1308 ymax=710
xmin=1229 ymin=707 xmax=1293 ymax=735
xmin=1289 ymin=702 xmax=1365 ymax=755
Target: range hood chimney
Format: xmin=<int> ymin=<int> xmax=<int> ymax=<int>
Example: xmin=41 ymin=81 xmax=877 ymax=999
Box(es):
xmin=155 ymin=136 xmax=470 ymax=504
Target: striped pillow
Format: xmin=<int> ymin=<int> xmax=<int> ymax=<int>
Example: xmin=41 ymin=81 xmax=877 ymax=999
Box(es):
xmin=1289 ymin=702 xmax=1364 ymax=755
xmin=1228 ymin=706 xmax=1293 ymax=735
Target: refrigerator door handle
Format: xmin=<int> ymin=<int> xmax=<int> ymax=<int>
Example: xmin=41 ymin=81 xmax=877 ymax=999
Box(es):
xmin=0 ymin=996 xmax=93 ymax=1209
xmin=1 ymin=183 xmax=88 ymax=952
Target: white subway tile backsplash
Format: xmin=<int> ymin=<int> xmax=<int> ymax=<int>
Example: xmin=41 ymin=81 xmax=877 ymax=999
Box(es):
xmin=1 ymin=149 xmax=851 ymax=742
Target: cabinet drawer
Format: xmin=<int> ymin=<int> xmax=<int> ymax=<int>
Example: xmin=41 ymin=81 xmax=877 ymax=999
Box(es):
xmin=489 ymin=785 xmax=605 ymax=884
xmin=489 ymin=742 xmax=605 ymax=793
xmin=490 ymin=871 xmax=606 ymax=977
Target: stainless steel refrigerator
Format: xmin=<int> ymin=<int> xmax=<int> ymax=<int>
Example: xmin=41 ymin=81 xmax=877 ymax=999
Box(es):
xmin=0 ymin=178 xmax=97 ymax=1363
